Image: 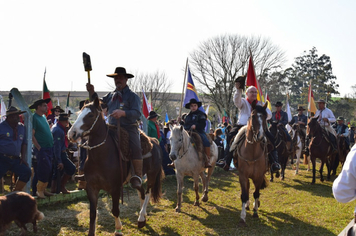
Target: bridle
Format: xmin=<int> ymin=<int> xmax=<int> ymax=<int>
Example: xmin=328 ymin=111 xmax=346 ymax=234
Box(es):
xmin=176 ymin=131 xmax=189 ymax=159
xmin=78 ymin=109 xmax=109 ymax=150
xmin=246 ymin=114 xmax=265 ymax=144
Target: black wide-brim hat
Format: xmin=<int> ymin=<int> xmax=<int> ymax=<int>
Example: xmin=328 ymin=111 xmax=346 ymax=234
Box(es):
xmin=6 ymin=106 xmax=26 ymax=116
xmin=58 ymin=113 xmax=69 ymax=121
xmin=51 ymin=106 xmax=64 ymax=113
xmin=297 ymin=106 xmax=305 ymax=111
xmin=185 ymin=98 xmax=202 ymax=109
xmin=107 ymin=67 xmax=134 ymax=79
xmin=147 ymin=111 xmax=160 ymax=120
xmin=234 ymin=75 xmax=246 ymax=90
xmin=274 ymin=101 xmax=283 ymax=107
xmin=29 ymin=98 xmax=51 ymax=109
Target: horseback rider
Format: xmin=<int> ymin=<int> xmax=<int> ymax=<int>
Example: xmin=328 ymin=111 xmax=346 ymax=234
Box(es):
xmin=313 ymin=99 xmax=338 ymax=154
xmin=216 ymin=75 xmax=281 ymax=173
xmin=290 ymin=106 xmax=307 ymax=137
xmin=271 ymin=101 xmax=292 ymax=151
xmin=334 ymin=116 xmax=350 ymax=147
xmin=86 ymin=67 xmax=143 ymax=190
xmin=184 ymin=98 xmax=212 ymax=168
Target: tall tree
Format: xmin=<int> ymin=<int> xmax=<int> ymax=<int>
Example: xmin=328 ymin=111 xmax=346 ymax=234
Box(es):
xmin=189 ymin=34 xmax=286 ymax=118
xmin=291 ymin=47 xmax=339 ymax=102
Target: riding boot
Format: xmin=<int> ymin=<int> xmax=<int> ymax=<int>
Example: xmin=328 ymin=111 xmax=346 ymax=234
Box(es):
xmin=51 ymin=180 xmax=57 ymax=193
xmin=269 ymin=150 xmax=281 ymax=173
xmin=130 ymin=159 xmax=143 ymax=190
xmin=44 ymin=183 xmax=54 ymax=197
xmin=60 ymin=174 xmax=71 ymax=194
xmin=304 ymin=137 xmax=310 ymax=156
xmin=167 ymin=162 xmax=175 ymax=168
xmin=36 ymin=181 xmax=46 ymax=199
xmin=204 ymin=147 xmax=212 ymax=168
xmin=329 ymin=134 xmax=338 ymax=155
xmin=13 ymin=180 xmax=27 ymax=191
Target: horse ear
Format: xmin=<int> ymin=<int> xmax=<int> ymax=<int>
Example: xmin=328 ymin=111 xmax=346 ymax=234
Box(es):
xmin=312 ymin=115 xmax=319 ymax=121
xmin=180 ymin=125 xmax=184 ymax=131
xmin=263 ymin=102 xmax=267 ymax=109
xmin=251 ymin=100 xmax=257 ymax=109
xmin=93 ymin=97 xmax=100 ymax=109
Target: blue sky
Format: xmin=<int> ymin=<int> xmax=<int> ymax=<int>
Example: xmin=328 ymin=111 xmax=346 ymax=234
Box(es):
xmin=0 ymin=0 xmax=355 ymax=97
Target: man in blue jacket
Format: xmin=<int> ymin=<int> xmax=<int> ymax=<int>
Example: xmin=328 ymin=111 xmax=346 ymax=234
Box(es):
xmin=271 ymin=101 xmax=292 ymax=149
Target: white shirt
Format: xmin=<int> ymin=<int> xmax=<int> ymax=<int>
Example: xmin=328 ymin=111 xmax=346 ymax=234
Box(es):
xmin=332 ymin=144 xmax=356 ymax=212
xmin=233 ymin=89 xmax=272 ymax=125
xmin=166 ymin=130 xmax=171 ymax=144
xmin=314 ymin=107 xmax=336 ymax=127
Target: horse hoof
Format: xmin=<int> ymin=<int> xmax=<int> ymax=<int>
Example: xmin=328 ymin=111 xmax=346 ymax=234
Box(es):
xmin=138 ymin=220 xmax=146 ymax=229
xmin=175 ymin=207 xmax=181 ymax=213
xmin=201 ymin=196 xmax=208 ymax=202
xmin=253 ymin=212 xmax=259 ymax=218
xmin=320 ymin=179 xmax=324 ymax=182
xmin=281 ymin=177 xmax=285 ymax=181
xmin=269 ymin=178 xmax=273 ymax=182
xmin=194 ymin=201 xmax=200 ymax=206
xmin=245 ymin=206 xmax=250 ymax=211
xmin=115 ymin=230 xmax=123 ymax=236
xmin=275 ymin=172 xmax=280 ymax=178
xmin=239 ymin=219 xmax=247 ymax=227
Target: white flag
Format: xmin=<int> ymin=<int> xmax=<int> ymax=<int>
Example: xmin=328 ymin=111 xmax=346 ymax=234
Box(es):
xmin=285 ymin=96 xmax=292 ymax=122
xmin=0 ymin=95 xmax=7 ymax=123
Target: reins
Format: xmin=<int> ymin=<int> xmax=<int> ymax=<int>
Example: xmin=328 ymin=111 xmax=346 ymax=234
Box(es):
xmin=79 ymin=109 xmax=109 ymax=150
xmin=177 ymin=131 xmax=189 ymax=159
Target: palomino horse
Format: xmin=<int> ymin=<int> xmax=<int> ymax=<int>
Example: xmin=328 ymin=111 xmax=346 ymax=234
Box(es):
xmin=68 ymin=97 xmax=163 ymax=236
xmin=268 ymin=122 xmax=291 ymax=181
xmin=230 ymin=102 xmax=269 ymax=226
xmin=169 ymin=125 xmax=218 ymax=213
xmin=287 ymin=124 xmax=303 ymax=174
xmin=307 ymin=116 xmax=337 ymax=184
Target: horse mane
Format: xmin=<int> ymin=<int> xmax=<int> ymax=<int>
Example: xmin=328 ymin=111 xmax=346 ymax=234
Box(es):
xmin=252 ymin=104 xmax=267 ymax=118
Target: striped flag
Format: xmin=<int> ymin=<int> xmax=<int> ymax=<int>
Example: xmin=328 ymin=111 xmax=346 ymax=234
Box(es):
xmin=265 ymin=91 xmax=272 ymax=111
xmin=165 ymin=112 xmax=169 ymax=125
xmin=42 ymin=68 xmax=53 ymax=116
xmin=183 ymin=67 xmax=205 ymax=112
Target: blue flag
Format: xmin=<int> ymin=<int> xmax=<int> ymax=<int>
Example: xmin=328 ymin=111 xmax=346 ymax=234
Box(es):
xmin=165 ymin=112 xmax=169 ymax=125
xmin=183 ymin=67 xmax=205 ymax=112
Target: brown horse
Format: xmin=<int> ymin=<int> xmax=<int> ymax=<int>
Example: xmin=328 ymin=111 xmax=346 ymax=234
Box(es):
xmin=268 ymin=122 xmax=291 ymax=181
xmin=337 ymin=135 xmax=350 ymax=167
xmin=230 ymin=102 xmax=269 ymax=226
xmin=68 ymin=97 xmax=163 ymax=236
xmin=306 ymin=116 xmax=337 ymax=184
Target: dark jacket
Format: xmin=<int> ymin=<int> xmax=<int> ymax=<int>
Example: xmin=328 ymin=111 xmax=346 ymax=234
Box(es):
xmin=271 ymin=110 xmax=289 ymax=126
xmin=183 ymin=110 xmax=207 ymax=133
xmin=290 ymin=114 xmax=307 ymax=126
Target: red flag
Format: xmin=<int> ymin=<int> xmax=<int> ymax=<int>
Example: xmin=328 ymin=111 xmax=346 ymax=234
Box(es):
xmin=142 ymin=89 xmax=150 ymax=118
xmin=42 ymin=69 xmax=53 ymax=116
xmin=246 ymin=53 xmax=264 ymax=102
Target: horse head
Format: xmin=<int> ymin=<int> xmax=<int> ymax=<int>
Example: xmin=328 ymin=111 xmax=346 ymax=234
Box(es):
xmin=307 ymin=115 xmax=320 ymax=137
xmin=169 ymin=125 xmax=188 ymax=161
xmin=248 ymin=102 xmax=268 ymax=142
xmin=68 ymin=97 xmax=103 ymax=142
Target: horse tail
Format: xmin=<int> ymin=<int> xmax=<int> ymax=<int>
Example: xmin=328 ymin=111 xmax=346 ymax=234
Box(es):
xmin=260 ymin=175 xmax=269 ymax=190
xmin=151 ymin=167 xmax=164 ymax=203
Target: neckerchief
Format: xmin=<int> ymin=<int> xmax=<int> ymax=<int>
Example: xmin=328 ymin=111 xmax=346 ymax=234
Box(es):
xmin=155 ymin=123 xmax=161 ymax=139
xmin=246 ymin=98 xmax=254 ymax=105
xmin=275 ymin=111 xmax=281 ymax=121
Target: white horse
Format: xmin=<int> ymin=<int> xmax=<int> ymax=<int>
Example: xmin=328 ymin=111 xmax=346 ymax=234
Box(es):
xmin=287 ymin=124 xmax=303 ymax=174
xmin=169 ymin=125 xmax=218 ymax=213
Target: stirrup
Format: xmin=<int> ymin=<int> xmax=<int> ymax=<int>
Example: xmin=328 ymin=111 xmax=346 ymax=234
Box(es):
xmin=130 ymin=175 xmax=142 ymax=189
xmin=75 ymin=174 xmax=85 ymax=181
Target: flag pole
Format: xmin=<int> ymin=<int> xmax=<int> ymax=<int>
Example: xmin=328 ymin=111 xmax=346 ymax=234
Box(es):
xmin=179 ymin=58 xmax=188 ymax=117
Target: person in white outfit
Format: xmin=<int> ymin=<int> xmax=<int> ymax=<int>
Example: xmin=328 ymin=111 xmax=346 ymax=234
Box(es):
xmin=216 ymin=75 xmax=281 ymax=173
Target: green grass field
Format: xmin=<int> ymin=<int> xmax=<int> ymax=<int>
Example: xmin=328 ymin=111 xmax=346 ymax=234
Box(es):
xmin=4 ymin=161 xmax=354 ymax=236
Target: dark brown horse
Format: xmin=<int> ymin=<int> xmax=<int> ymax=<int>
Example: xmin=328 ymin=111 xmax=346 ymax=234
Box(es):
xmin=230 ymin=102 xmax=269 ymax=226
xmin=68 ymin=97 xmax=163 ymax=236
xmin=307 ymin=116 xmax=336 ymax=184
xmin=268 ymin=122 xmax=291 ymax=181
xmin=336 ymin=135 xmax=350 ymax=168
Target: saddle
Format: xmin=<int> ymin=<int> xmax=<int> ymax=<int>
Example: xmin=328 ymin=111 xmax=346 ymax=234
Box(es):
xmin=108 ymin=125 xmax=153 ymax=162
xmin=188 ymin=131 xmax=212 ymax=161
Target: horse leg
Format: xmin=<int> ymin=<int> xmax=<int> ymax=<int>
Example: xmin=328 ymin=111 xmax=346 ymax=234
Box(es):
xmin=252 ymin=186 xmax=261 ymax=218
xmin=111 ymin=190 xmax=123 ymax=236
xmin=239 ymin=175 xmax=249 ymax=226
xmin=319 ymin=160 xmax=325 ymax=182
xmin=86 ymin=187 xmax=100 ymax=236
xmin=295 ymin=148 xmax=301 ymax=175
xmin=137 ymin=189 xmax=150 ymax=228
xmin=307 ymin=155 xmax=311 ymax=171
xmin=200 ymin=171 xmax=209 ymax=202
xmin=193 ymin=174 xmax=200 ymax=207
xmin=311 ymin=156 xmax=316 ymax=184
xmin=175 ymin=173 xmax=184 ymax=213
